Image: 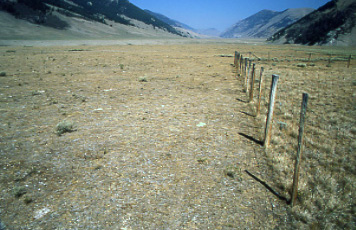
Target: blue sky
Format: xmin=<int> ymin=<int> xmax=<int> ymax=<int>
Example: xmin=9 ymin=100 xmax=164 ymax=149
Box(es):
xmin=129 ymin=0 xmax=331 ymax=31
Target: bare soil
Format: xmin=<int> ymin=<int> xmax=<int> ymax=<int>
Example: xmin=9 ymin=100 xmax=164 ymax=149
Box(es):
xmin=0 ymin=42 xmax=355 ymax=229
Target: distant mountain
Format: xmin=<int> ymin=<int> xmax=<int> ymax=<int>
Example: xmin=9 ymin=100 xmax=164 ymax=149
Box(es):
xmin=195 ymin=28 xmax=221 ymax=37
xmin=145 ymin=10 xmax=222 ymax=38
xmin=0 ymin=0 xmax=185 ymax=38
xmin=268 ymin=0 xmax=356 ymax=46
xmin=144 ymin=10 xmax=194 ymax=31
xmin=221 ymin=8 xmax=314 ymax=38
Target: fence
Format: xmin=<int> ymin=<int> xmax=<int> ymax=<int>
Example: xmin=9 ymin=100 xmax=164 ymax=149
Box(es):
xmin=232 ymin=49 xmax=355 ymax=227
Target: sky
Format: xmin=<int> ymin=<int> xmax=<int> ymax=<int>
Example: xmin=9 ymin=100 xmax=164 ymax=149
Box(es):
xmin=129 ymin=0 xmax=331 ymax=31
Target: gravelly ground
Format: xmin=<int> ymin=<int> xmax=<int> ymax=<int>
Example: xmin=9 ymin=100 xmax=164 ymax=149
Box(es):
xmin=0 ymin=42 xmax=354 ymax=229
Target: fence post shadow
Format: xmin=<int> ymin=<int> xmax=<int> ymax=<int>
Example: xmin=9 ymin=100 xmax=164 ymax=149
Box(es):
xmin=238 ymin=132 xmax=263 ymax=146
xmin=245 ymin=170 xmax=290 ymax=204
xmin=239 ymin=111 xmax=256 ymax=118
xmin=236 ymin=98 xmax=248 ymax=103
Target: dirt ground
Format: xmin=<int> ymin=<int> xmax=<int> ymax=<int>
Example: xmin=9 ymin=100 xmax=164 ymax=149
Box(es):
xmin=0 ymin=42 xmax=355 ymax=229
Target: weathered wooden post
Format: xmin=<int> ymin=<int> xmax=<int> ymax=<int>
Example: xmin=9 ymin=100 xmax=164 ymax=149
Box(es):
xmin=236 ymin=52 xmax=241 ymax=69
xmin=348 ymin=55 xmax=352 ymax=68
xmin=239 ymin=55 xmax=243 ymax=75
xmin=238 ymin=53 xmax=242 ymax=76
xmin=291 ymin=93 xmax=309 ymax=206
xmin=234 ymin=51 xmax=238 ymax=67
xmin=244 ymin=58 xmax=248 ymax=88
xmin=263 ymin=74 xmax=279 ymax=147
xmin=256 ymin=67 xmax=265 ymax=116
xmin=244 ymin=58 xmax=248 ymax=76
xmin=235 ymin=52 xmax=241 ymax=78
xmin=249 ymin=63 xmax=256 ymax=103
xmin=246 ymin=59 xmax=252 ymax=93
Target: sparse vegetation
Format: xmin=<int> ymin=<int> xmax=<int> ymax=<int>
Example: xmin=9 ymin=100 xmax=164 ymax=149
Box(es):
xmin=138 ymin=76 xmax=148 ymax=82
xmin=297 ymin=63 xmax=307 ymax=68
xmin=224 ymin=166 xmax=242 ymax=180
xmin=23 ymin=194 xmax=33 ymax=204
xmin=13 ymin=186 xmax=27 ymax=198
xmin=0 ymin=43 xmax=354 ymax=229
xmin=56 ymin=120 xmax=76 ymax=136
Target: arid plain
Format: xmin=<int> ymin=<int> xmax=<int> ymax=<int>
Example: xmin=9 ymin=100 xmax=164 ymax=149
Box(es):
xmin=0 ymin=41 xmax=355 ymax=229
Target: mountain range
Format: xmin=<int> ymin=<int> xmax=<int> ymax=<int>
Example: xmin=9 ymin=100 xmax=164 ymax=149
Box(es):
xmin=144 ymin=10 xmax=220 ymax=37
xmin=220 ymin=8 xmax=314 ymax=38
xmin=268 ymin=0 xmax=356 ymax=46
xmin=1 ymin=0 xmax=356 ymax=46
xmin=0 ymin=0 xmax=186 ymax=39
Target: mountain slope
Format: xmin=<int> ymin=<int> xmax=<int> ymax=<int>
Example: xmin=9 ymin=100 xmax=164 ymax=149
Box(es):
xmin=221 ymin=8 xmax=314 ymax=38
xmin=268 ymin=0 xmax=356 ymax=46
xmin=143 ymin=9 xmax=199 ymax=38
xmin=0 ymin=0 xmax=184 ymax=38
xmin=144 ymin=10 xmax=194 ymax=31
xmin=145 ymin=10 xmax=221 ymax=38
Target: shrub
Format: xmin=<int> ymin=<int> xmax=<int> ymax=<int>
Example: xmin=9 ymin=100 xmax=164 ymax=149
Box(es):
xmin=13 ymin=186 xmax=27 ymax=198
xmin=138 ymin=76 xmax=148 ymax=82
xmin=297 ymin=63 xmax=307 ymax=68
xmin=56 ymin=120 xmax=76 ymax=136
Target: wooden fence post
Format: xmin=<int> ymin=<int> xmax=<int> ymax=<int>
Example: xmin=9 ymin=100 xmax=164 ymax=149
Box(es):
xmin=234 ymin=51 xmax=238 ymax=67
xmin=246 ymin=59 xmax=252 ymax=93
xmin=237 ymin=52 xmax=241 ymax=69
xmin=239 ymin=55 xmax=243 ymax=75
xmin=249 ymin=63 xmax=256 ymax=103
xmin=348 ymin=55 xmax=352 ymax=68
xmin=263 ymin=74 xmax=279 ymax=147
xmin=256 ymin=67 xmax=265 ymax=116
xmin=291 ymin=93 xmax=309 ymax=206
xmin=244 ymin=58 xmax=248 ymax=88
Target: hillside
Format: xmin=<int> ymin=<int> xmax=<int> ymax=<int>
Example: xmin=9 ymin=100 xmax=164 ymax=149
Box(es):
xmin=268 ymin=0 xmax=356 ymax=46
xmin=221 ymin=8 xmax=313 ymax=38
xmin=0 ymin=0 xmax=185 ymax=39
xmin=144 ymin=10 xmax=194 ymax=31
xmin=144 ymin=10 xmax=220 ymax=38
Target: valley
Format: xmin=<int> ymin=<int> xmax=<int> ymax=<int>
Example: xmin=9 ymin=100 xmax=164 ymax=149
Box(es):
xmin=0 ymin=41 xmax=355 ymax=229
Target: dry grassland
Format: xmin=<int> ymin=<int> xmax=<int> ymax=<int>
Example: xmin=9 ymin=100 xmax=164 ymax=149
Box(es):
xmin=0 ymin=42 xmax=355 ymax=229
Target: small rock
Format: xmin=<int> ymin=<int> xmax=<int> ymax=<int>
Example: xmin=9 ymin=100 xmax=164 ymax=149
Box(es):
xmin=197 ymin=122 xmax=206 ymax=127
xmin=34 ymin=207 xmax=51 ymax=219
